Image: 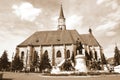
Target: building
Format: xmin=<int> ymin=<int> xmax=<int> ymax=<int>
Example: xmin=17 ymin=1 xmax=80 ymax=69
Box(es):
xmin=17 ymin=5 xmax=102 ymax=70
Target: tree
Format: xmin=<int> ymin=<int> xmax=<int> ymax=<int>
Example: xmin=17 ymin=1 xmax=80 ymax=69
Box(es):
xmin=0 ymin=50 xmax=9 ymax=71
xmin=12 ymin=54 xmax=23 ymax=71
xmin=39 ymin=51 xmax=52 ymax=72
xmin=114 ymin=46 xmax=120 ymax=66
xmin=85 ymin=50 xmax=90 ymax=66
xmin=85 ymin=50 xmax=90 ymax=60
xmin=101 ymin=53 xmax=107 ymax=64
xmin=33 ymin=51 xmax=39 ymax=66
xmin=62 ymin=59 xmax=74 ymax=71
xmin=31 ymin=51 xmax=40 ymax=72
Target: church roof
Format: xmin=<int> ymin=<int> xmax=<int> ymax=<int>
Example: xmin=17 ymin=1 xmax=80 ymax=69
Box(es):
xmin=17 ymin=30 xmax=100 ymax=47
xmin=18 ymin=30 xmax=81 ymax=47
xmin=80 ymin=34 xmax=100 ymax=46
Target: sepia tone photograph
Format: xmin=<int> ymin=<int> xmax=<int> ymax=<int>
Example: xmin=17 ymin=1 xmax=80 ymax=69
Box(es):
xmin=0 ymin=0 xmax=120 ymax=80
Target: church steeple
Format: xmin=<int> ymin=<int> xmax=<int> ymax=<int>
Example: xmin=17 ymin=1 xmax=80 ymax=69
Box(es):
xmin=59 ymin=4 xmax=65 ymax=19
xmin=58 ymin=4 xmax=66 ymax=30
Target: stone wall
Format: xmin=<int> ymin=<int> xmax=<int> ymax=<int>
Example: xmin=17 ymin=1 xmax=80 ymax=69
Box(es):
xmin=18 ymin=44 xmax=101 ymax=69
xmin=18 ymin=44 xmax=74 ymax=68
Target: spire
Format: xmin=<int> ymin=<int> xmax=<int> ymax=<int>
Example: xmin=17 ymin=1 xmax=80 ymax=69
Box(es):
xmin=59 ymin=4 xmax=65 ymax=19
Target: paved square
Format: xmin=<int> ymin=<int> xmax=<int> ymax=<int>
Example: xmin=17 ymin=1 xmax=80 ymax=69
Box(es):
xmin=1 ymin=72 xmax=120 ymax=80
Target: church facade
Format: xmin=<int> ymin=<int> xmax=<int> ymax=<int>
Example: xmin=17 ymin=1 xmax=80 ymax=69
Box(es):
xmin=17 ymin=5 xmax=102 ymax=70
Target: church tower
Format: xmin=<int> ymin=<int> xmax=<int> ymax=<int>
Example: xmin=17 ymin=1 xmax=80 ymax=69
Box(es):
xmin=58 ymin=4 xmax=66 ymax=30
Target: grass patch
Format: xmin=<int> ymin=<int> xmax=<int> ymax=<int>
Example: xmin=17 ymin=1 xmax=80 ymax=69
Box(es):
xmin=42 ymin=71 xmax=120 ymax=76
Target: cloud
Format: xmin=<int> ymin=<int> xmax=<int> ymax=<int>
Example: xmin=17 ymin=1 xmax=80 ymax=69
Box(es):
xmin=95 ymin=21 xmax=117 ymax=31
xmin=12 ymin=2 xmax=41 ymax=22
xmin=107 ymin=8 xmax=120 ymax=21
xmin=96 ymin=0 xmax=118 ymax=9
xmin=105 ymin=0 xmax=118 ymax=10
xmin=104 ymin=44 xmax=115 ymax=58
xmin=96 ymin=0 xmax=106 ymax=5
xmin=66 ymin=15 xmax=84 ymax=29
xmin=0 ymin=31 xmax=26 ymax=61
xmin=106 ymin=31 xmax=116 ymax=37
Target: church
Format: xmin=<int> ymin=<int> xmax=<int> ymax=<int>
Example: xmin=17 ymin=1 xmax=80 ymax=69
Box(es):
xmin=17 ymin=5 xmax=102 ymax=70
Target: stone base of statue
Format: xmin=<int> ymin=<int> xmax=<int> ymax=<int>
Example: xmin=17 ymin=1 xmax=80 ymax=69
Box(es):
xmin=75 ymin=55 xmax=88 ymax=72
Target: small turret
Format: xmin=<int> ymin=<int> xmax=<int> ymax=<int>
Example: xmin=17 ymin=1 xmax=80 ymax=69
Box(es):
xmin=89 ymin=28 xmax=92 ymax=34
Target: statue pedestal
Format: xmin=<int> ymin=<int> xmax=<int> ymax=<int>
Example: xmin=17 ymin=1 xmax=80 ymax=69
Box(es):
xmin=75 ymin=55 xmax=88 ymax=72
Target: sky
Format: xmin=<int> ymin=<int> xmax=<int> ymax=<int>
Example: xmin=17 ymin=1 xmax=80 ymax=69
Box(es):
xmin=0 ymin=0 xmax=120 ymax=61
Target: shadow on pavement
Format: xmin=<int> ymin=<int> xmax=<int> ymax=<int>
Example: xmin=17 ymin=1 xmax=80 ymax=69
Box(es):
xmin=2 ymin=78 xmax=13 ymax=80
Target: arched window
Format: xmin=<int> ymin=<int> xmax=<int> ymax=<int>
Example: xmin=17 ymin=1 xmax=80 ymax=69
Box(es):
xmin=66 ymin=50 xmax=70 ymax=58
xmin=95 ymin=51 xmax=97 ymax=60
xmin=42 ymin=50 xmax=49 ymax=59
xmin=44 ymin=50 xmax=48 ymax=56
xmin=21 ymin=51 xmax=24 ymax=60
xmin=56 ymin=50 xmax=61 ymax=58
xmin=34 ymin=51 xmax=38 ymax=56
xmin=42 ymin=50 xmax=49 ymax=62
xmin=89 ymin=50 xmax=93 ymax=59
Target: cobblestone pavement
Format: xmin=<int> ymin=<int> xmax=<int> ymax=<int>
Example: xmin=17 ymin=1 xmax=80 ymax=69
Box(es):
xmin=1 ymin=72 xmax=120 ymax=80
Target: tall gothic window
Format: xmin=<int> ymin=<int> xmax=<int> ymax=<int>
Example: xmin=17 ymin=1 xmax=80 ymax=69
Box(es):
xmin=66 ymin=50 xmax=70 ymax=58
xmin=95 ymin=51 xmax=97 ymax=60
xmin=44 ymin=50 xmax=48 ymax=55
xmin=21 ymin=51 xmax=24 ymax=60
xmin=43 ymin=50 xmax=49 ymax=59
xmin=56 ymin=50 xmax=61 ymax=58
xmin=89 ymin=50 xmax=93 ymax=59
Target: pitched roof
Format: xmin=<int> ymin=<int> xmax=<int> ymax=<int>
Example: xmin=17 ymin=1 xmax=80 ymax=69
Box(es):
xmin=18 ymin=30 xmax=83 ymax=47
xmin=80 ymin=34 xmax=100 ymax=46
xmin=17 ymin=30 xmax=100 ymax=47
